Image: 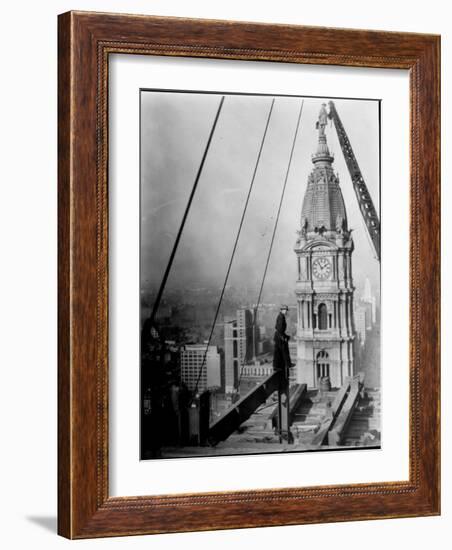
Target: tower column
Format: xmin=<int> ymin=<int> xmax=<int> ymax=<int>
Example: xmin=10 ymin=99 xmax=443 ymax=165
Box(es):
xmin=294 ymin=102 xmax=356 ymax=389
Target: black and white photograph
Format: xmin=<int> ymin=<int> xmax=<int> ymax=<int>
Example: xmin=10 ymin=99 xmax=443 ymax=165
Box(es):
xmin=140 ymin=90 xmax=381 ymax=460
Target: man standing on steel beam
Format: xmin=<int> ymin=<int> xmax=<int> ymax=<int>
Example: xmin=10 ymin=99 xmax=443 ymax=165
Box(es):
xmin=273 ymin=305 xmax=293 ymax=443
xmin=273 ymin=305 xmax=292 ymax=375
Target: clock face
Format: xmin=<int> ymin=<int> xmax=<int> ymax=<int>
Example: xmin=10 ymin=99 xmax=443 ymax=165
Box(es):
xmin=312 ymin=257 xmax=332 ymax=280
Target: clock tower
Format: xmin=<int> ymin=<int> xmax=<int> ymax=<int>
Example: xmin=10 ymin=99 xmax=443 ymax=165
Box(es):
xmin=294 ymin=103 xmax=356 ymax=388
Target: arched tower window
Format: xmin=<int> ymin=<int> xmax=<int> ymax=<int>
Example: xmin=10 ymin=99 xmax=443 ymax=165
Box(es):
xmin=318 ymin=303 xmax=328 ymax=330
xmin=316 ymin=350 xmax=330 ymax=380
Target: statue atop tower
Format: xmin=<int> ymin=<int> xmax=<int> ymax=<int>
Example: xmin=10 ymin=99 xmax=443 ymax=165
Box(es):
xmin=294 ymin=102 xmax=356 ymax=389
xmin=316 ymin=102 xmax=328 ymax=137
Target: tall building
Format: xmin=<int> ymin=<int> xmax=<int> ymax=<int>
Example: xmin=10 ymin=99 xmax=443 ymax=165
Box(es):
xmin=180 ymin=344 xmax=221 ymax=393
xmin=224 ymin=308 xmax=256 ymax=393
xmin=354 ymin=305 xmax=367 ymax=344
xmin=363 ymin=277 xmax=372 ymax=302
xmin=354 ymin=280 xmax=380 ymax=387
xmin=355 ymin=278 xmax=378 ymax=346
xmin=293 ymin=103 xmax=356 ymax=388
xmin=362 ymin=277 xmax=377 ymax=324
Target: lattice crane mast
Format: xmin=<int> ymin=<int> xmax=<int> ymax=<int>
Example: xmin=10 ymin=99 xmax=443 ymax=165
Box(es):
xmin=328 ymin=101 xmax=381 ymax=262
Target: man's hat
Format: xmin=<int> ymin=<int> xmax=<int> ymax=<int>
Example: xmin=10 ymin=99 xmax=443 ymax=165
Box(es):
xmin=280 ymin=305 xmax=289 ymax=310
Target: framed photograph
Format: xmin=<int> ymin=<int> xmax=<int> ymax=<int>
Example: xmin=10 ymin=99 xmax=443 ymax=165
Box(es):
xmin=58 ymin=11 xmax=440 ymax=538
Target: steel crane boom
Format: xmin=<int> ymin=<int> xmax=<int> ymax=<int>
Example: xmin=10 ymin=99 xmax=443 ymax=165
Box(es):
xmin=328 ymin=101 xmax=381 ymax=261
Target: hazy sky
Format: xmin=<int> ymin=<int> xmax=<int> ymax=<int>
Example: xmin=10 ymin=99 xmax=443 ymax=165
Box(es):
xmin=140 ymin=91 xmax=380 ymax=304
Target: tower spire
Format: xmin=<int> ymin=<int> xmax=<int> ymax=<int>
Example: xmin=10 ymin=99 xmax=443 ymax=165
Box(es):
xmin=313 ymin=103 xmax=333 ymax=163
xmin=298 ymin=102 xmax=347 ymax=236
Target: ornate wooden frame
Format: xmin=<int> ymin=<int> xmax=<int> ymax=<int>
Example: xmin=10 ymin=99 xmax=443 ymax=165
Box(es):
xmin=58 ymin=11 xmax=440 ymax=539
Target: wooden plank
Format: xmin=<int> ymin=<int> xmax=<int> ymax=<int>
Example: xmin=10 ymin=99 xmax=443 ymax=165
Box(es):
xmin=328 ymin=382 xmax=361 ymax=446
xmin=270 ymin=383 xmax=307 ymax=426
xmin=208 ymin=371 xmax=282 ymax=445
xmin=311 ymin=381 xmax=351 ymax=446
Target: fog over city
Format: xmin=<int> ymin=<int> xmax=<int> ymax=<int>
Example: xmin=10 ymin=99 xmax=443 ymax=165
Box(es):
xmin=140 ymin=92 xmax=380 ymax=306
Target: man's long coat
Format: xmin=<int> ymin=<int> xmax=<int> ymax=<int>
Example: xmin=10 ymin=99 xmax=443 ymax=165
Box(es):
xmin=273 ymin=312 xmax=291 ymax=371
